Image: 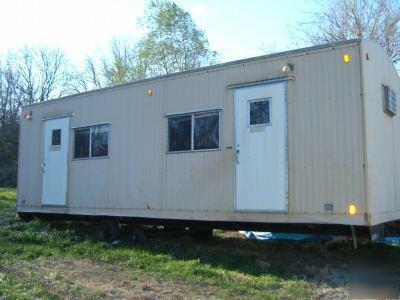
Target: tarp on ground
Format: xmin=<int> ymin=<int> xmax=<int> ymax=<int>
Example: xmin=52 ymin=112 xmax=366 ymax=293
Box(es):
xmin=240 ymin=231 xmax=333 ymax=241
xmin=241 ymin=231 xmax=400 ymax=245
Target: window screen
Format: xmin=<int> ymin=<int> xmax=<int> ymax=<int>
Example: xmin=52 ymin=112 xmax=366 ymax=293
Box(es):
xmin=74 ymin=128 xmax=90 ymax=158
xmin=249 ymin=99 xmax=270 ymax=126
xmin=168 ymin=115 xmax=192 ymax=152
xmin=52 ymin=129 xmax=61 ymax=146
xmin=194 ymin=112 xmax=219 ymax=150
xmin=91 ymin=125 xmax=109 ymax=157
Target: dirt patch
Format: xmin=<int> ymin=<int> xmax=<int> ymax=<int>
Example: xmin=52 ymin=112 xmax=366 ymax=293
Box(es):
xmin=3 ymin=258 xmax=224 ymax=299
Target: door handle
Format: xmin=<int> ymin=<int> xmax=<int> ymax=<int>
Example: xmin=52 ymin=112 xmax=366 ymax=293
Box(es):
xmin=235 ymin=147 xmax=240 ymax=164
xmin=41 ymin=161 xmax=46 ymax=173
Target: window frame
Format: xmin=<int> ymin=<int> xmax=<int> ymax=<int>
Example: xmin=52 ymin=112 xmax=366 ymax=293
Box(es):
xmin=247 ymin=98 xmax=272 ymax=127
xmin=73 ymin=123 xmax=111 ymax=160
xmin=167 ymin=109 xmax=221 ymax=154
xmin=167 ymin=114 xmax=193 ymax=152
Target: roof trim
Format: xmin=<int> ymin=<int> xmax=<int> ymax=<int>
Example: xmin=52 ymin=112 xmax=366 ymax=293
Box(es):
xmin=41 ymin=113 xmax=74 ymax=121
xmin=22 ymin=39 xmax=360 ymax=109
xmin=226 ymin=76 xmax=294 ymax=90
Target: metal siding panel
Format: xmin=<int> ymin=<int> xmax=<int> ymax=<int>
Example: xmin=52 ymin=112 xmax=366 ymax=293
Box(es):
xmin=288 ymin=45 xmax=365 ymax=216
xmin=18 ymin=109 xmax=43 ymax=208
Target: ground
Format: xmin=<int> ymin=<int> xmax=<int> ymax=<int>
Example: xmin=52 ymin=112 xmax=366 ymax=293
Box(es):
xmin=0 ymin=188 xmax=399 ymax=299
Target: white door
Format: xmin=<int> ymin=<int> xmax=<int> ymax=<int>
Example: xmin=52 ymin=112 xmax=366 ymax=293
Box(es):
xmin=234 ymin=82 xmax=287 ymax=211
xmin=41 ymin=117 xmax=70 ymax=205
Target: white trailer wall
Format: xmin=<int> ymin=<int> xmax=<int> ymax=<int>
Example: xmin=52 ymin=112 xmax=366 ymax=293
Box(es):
xmin=18 ymin=40 xmax=369 ymax=225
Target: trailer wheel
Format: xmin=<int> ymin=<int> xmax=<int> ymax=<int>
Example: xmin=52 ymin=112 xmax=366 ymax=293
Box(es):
xmin=189 ymin=227 xmax=213 ymax=241
xmin=95 ymin=220 xmax=120 ymax=243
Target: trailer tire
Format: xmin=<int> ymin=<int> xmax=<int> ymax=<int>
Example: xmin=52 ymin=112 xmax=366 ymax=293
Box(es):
xmin=189 ymin=227 xmax=213 ymax=241
xmin=95 ymin=220 xmax=120 ymax=243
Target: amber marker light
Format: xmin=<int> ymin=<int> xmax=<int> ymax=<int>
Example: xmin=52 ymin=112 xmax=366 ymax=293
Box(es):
xmin=348 ymin=204 xmax=357 ymax=215
xmin=343 ymin=54 xmax=351 ymax=63
xmin=147 ymin=88 xmax=153 ymax=96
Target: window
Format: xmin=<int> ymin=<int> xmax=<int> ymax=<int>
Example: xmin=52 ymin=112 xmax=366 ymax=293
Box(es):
xmin=74 ymin=124 xmax=110 ymax=159
xmin=52 ymin=129 xmax=61 ymax=146
xmin=249 ymin=99 xmax=271 ymax=126
xmin=91 ymin=125 xmax=110 ymax=157
xmin=168 ymin=111 xmax=220 ymax=152
xmin=194 ymin=112 xmax=219 ymax=150
xmin=168 ymin=115 xmax=192 ymax=151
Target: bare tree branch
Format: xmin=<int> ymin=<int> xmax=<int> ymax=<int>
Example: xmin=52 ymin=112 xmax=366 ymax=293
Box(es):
xmin=297 ymin=0 xmax=400 ymax=64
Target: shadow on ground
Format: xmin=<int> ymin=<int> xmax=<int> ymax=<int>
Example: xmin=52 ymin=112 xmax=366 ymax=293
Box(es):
xmin=43 ymin=220 xmax=400 ymax=293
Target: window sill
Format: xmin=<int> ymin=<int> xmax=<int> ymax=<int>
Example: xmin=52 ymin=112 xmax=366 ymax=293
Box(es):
xmin=166 ymin=148 xmax=221 ymax=154
xmin=72 ymin=156 xmax=110 ymax=161
xmin=248 ymin=122 xmax=272 ymax=128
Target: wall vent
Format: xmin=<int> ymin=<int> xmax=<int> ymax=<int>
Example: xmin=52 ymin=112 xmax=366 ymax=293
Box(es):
xmin=324 ymin=203 xmax=333 ymax=212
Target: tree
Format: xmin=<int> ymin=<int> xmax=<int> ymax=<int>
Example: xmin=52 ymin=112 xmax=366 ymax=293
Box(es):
xmin=76 ymin=39 xmax=143 ymax=90
xmin=299 ymin=0 xmax=400 ymax=64
xmin=101 ymin=39 xmax=146 ymax=85
xmin=0 ymin=47 xmax=76 ymax=187
xmin=80 ymin=1 xmax=218 ymax=88
xmin=137 ymin=0 xmax=218 ymax=77
xmin=0 ymin=61 xmax=21 ymax=186
xmin=71 ymin=57 xmax=105 ymax=93
xmin=9 ymin=47 xmax=74 ymax=104
xmin=0 ymin=62 xmax=21 ymax=130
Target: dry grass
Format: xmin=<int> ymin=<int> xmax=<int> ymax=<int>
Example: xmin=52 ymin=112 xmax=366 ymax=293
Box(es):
xmin=3 ymin=258 xmax=225 ymax=299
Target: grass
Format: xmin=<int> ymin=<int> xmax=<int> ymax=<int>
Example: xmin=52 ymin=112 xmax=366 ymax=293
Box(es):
xmin=0 ymin=188 xmax=399 ymax=299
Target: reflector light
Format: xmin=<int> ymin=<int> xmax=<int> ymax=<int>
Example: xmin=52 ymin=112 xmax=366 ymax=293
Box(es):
xmin=348 ymin=204 xmax=357 ymax=215
xmin=343 ymin=54 xmax=351 ymax=63
xmin=147 ymin=88 xmax=153 ymax=96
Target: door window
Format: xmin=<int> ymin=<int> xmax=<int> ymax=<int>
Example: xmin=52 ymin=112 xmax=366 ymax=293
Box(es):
xmin=52 ymin=129 xmax=61 ymax=146
xmin=249 ymin=98 xmax=271 ymax=126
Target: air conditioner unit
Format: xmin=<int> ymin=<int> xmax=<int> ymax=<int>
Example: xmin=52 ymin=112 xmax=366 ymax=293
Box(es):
xmin=383 ymin=84 xmax=397 ymax=116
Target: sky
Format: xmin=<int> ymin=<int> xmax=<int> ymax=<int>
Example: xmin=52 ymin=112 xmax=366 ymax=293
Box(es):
xmin=0 ymin=0 xmax=319 ymax=65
